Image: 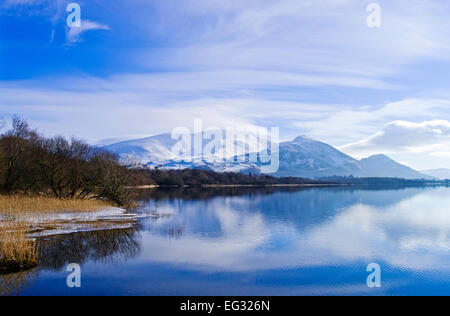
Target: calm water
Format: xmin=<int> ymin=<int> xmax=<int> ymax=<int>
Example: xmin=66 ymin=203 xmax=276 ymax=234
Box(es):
xmin=2 ymin=186 xmax=450 ymax=296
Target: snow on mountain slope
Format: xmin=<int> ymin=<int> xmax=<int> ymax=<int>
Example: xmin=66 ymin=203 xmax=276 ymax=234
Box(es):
xmin=104 ymin=133 xmax=180 ymax=164
xmin=269 ymin=136 xmax=363 ymax=178
xmin=104 ymin=129 xmax=272 ymax=167
xmin=105 ymin=133 xmax=433 ymax=179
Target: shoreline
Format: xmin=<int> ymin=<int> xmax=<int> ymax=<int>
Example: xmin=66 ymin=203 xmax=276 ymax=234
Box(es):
xmin=132 ymin=182 xmax=447 ymax=189
xmin=1 ymin=207 xmax=140 ymax=238
xmin=200 ymin=183 xmax=344 ymax=188
xmin=133 ymin=183 xmax=344 ymax=188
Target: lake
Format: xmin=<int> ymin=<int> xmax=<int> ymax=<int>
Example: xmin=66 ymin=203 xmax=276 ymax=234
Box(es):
xmin=2 ymin=186 xmax=450 ymax=296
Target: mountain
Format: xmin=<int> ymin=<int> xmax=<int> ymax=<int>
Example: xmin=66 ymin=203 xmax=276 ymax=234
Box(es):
xmin=271 ymin=136 xmax=363 ymax=178
xmin=359 ymin=154 xmax=433 ymax=180
xmin=104 ymin=129 xmax=270 ymax=170
xmin=104 ymin=133 xmax=433 ymax=179
xmin=253 ymin=137 xmax=432 ymax=179
xmin=420 ymin=168 xmax=450 ymax=180
xmin=104 ymin=133 xmax=182 ymax=164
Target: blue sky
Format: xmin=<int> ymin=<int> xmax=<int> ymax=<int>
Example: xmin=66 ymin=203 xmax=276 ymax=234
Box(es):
xmin=2 ymin=0 xmax=450 ymax=169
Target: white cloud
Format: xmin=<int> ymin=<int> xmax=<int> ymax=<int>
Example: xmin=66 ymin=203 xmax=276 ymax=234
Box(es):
xmin=297 ymin=99 xmax=450 ymax=145
xmin=137 ymin=0 xmax=450 ymax=86
xmin=340 ymin=120 xmax=450 ymax=155
xmin=66 ymin=20 xmax=110 ymax=43
xmin=339 ymin=120 xmax=450 ymax=169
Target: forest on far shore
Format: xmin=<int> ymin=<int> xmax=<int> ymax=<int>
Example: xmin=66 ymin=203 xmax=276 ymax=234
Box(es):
xmin=131 ymin=167 xmax=447 ymax=188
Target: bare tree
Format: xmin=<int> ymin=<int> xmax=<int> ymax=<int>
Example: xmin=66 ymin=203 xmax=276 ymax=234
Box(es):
xmin=0 ymin=117 xmax=135 ymax=206
xmin=0 ymin=116 xmax=39 ymax=192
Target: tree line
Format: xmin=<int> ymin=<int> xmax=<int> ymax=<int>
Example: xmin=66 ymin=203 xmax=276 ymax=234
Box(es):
xmin=131 ymin=168 xmax=326 ymax=186
xmin=132 ymin=168 xmax=444 ymax=187
xmin=0 ymin=117 xmax=133 ymax=206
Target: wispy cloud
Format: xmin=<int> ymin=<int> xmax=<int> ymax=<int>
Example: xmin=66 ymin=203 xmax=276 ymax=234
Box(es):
xmin=136 ymin=0 xmax=450 ymax=86
xmin=66 ymin=19 xmax=110 ymax=44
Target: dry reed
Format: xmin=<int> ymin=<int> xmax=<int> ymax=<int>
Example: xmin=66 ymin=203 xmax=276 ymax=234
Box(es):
xmin=0 ymin=223 xmax=38 ymax=273
xmin=0 ymin=195 xmax=114 ymax=273
xmin=0 ymin=195 xmax=112 ymax=216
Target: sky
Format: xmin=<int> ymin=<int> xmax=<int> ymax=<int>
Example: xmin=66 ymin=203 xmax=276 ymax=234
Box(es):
xmin=1 ymin=0 xmax=450 ymax=170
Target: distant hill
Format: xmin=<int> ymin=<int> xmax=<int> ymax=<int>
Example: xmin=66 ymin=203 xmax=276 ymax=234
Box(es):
xmin=420 ymin=168 xmax=450 ymax=180
xmin=105 ymin=133 xmax=433 ymax=180
xmin=258 ymin=137 xmax=432 ymax=179
xmin=359 ymin=154 xmax=434 ymax=180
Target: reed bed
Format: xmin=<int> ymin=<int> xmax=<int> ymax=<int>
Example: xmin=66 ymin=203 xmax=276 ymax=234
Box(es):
xmin=0 ymin=195 xmax=115 ymax=273
xmin=0 ymin=223 xmax=38 ymax=273
xmin=0 ymin=195 xmax=112 ymax=216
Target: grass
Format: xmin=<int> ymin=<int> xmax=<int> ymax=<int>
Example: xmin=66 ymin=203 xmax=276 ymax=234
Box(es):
xmin=0 ymin=223 xmax=38 ymax=274
xmin=0 ymin=195 xmax=115 ymax=273
xmin=0 ymin=195 xmax=112 ymax=216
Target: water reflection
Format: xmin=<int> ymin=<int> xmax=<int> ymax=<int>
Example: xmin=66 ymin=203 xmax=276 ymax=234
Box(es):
xmin=38 ymin=227 xmax=142 ymax=270
xmin=0 ymin=227 xmax=141 ymax=295
xmin=134 ymin=186 xmax=307 ymax=201
xmin=134 ymin=187 xmax=450 ymax=275
xmin=135 ymin=185 xmax=426 ymax=203
xmin=3 ymin=186 xmax=450 ymax=295
xmin=0 ymin=269 xmax=38 ymax=296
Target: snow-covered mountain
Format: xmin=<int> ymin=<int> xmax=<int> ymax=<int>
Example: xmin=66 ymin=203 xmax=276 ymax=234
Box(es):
xmin=256 ymin=137 xmax=432 ymax=179
xmin=359 ymin=154 xmax=434 ymax=179
xmin=104 ymin=133 xmax=182 ymax=164
xmin=104 ymin=133 xmax=433 ymax=179
xmin=104 ymin=129 xmax=272 ymax=169
xmin=420 ymin=168 xmax=450 ymax=180
xmin=271 ymin=136 xmax=362 ymax=178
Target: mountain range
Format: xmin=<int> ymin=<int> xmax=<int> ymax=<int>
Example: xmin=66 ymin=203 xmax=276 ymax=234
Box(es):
xmin=104 ymin=133 xmax=434 ymax=180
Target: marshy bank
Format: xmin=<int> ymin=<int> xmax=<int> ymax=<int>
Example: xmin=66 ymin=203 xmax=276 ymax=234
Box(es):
xmin=0 ymin=195 xmax=141 ymax=274
xmin=0 ymin=227 xmax=37 ymax=274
